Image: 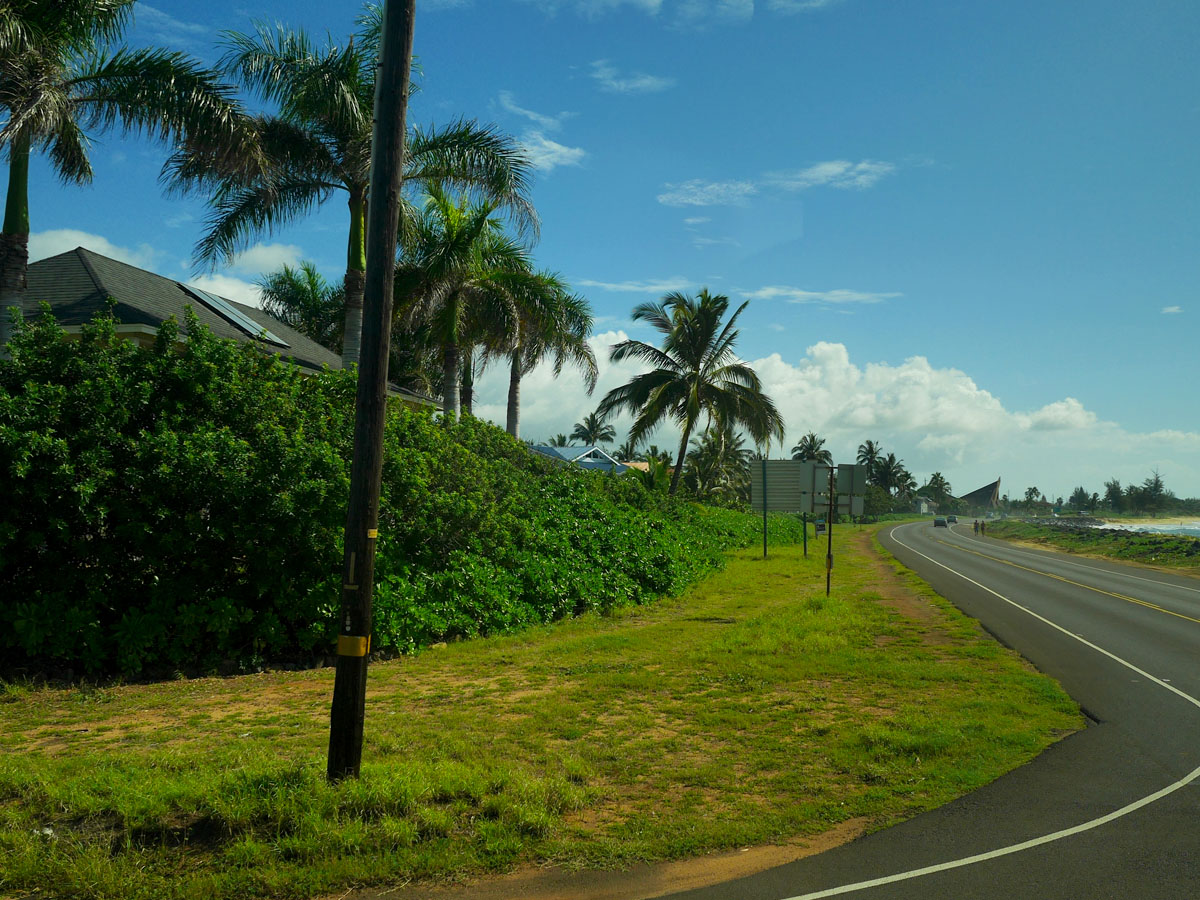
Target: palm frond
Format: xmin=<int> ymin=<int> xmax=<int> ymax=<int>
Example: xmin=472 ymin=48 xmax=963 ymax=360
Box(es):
xmin=194 ymin=175 xmax=331 ymax=266
xmin=68 ymin=47 xmax=241 ymax=147
xmin=45 ymin=112 xmax=92 ymax=184
xmin=407 ymin=119 xmax=539 ymax=240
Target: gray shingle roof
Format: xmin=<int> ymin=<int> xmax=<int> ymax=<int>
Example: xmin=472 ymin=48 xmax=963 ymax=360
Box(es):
xmin=27 ymin=247 xmax=341 ymax=372
xmin=26 ymin=247 xmax=439 ymax=407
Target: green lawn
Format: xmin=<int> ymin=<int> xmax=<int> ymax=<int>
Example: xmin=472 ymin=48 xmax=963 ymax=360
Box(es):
xmin=0 ymin=524 xmax=1082 ymax=900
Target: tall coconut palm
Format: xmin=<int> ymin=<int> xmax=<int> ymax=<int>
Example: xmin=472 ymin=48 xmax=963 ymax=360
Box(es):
xmin=597 ymin=288 xmax=784 ymax=496
xmin=925 ymin=471 xmax=952 ymax=504
xmin=857 ymin=438 xmax=883 ymax=481
xmin=165 ymin=8 xmax=536 ymax=368
xmin=875 ymin=452 xmax=912 ymax=496
xmin=791 ymin=431 xmax=832 ymax=465
xmin=548 ymin=433 xmax=570 ymax=447
xmin=0 ymin=0 xmax=240 ymax=349
xmin=571 ymin=410 xmax=615 ymax=445
xmin=393 ymin=186 xmax=530 ymax=421
xmin=497 ymin=273 xmax=595 ymax=440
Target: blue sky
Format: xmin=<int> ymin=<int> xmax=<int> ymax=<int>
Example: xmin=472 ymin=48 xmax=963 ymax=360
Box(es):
xmin=18 ymin=0 xmax=1200 ymax=500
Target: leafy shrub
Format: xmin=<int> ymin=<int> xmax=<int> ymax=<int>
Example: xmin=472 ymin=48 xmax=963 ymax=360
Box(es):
xmin=0 ymin=311 xmax=802 ymax=676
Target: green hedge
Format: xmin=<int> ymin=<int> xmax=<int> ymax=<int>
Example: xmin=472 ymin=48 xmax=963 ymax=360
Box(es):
xmin=0 ymin=310 xmax=801 ymax=677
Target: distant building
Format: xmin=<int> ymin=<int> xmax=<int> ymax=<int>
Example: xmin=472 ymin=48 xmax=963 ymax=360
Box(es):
xmin=24 ymin=247 xmax=438 ymax=409
xmin=529 ymin=445 xmax=628 ymax=474
xmin=959 ymin=478 xmax=1002 ymax=513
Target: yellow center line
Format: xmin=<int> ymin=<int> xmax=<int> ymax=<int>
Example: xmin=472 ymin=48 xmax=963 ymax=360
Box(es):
xmin=937 ymin=539 xmax=1200 ymax=626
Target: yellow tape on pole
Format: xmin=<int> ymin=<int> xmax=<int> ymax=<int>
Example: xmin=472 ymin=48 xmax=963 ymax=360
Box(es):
xmin=337 ymin=635 xmax=370 ymax=657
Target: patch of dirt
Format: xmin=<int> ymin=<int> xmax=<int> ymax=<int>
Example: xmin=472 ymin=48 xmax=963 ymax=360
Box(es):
xmin=849 ymin=530 xmax=948 ymax=643
xmin=336 ymin=817 xmax=872 ymax=900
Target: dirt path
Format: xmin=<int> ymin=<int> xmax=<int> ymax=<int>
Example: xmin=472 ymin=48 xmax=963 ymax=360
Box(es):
xmin=339 ymin=818 xmax=869 ymax=900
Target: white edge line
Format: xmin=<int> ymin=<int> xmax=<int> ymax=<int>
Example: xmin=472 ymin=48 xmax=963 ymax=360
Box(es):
xmin=779 ymin=522 xmax=1200 ymax=900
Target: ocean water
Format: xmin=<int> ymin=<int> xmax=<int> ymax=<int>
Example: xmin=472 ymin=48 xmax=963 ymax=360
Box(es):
xmin=1097 ymin=521 xmax=1200 ymax=539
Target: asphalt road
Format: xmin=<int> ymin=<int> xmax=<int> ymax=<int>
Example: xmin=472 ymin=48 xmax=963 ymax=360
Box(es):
xmin=663 ymin=521 xmax=1200 ymax=900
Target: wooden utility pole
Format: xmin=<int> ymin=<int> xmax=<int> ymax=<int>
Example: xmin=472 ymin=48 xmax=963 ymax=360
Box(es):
xmin=327 ymin=0 xmax=416 ymax=782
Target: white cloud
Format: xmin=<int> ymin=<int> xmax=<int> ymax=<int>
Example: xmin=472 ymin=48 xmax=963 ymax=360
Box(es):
xmin=576 ymin=276 xmax=693 ymax=293
xmin=29 ymin=229 xmax=160 ymax=269
xmin=471 ymin=339 xmax=1200 ymax=497
xmin=1162 ymin=305 xmax=1183 ymax=314
xmin=135 ymin=6 xmax=208 ymax=47
xmin=590 ymin=60 xmax=676 ymax=94
xmin=769 ymin=323 xmax=786 ymax=332
xmin=225 ymin=242 xmax=305 ymax=276
xmin=498 ymin=91 xmax=574 ymax=131
xmin=683 ymin=216 xmax=711 ymax=225
xmin=676 ymin=0 xmax=754 ymax=23
xmin=519 ymin=0 xmax=664 ymax=16
xmin=1017 ymin=398 xmax=1097 ymax=432
xmin=164 ymin=211 xmax=194 ymax=229
xmin=660 ymin=160 xmax=895 ymax=208
xmin=768 ymin=0 xmax=842 ymax=12
xmin=520 ymin=131 xmax=587 ymax=171
xmin=742 ymin=285 xmax=902 ymax=305
xmin=184 ymin=273 xmax=263 ymax=308
xmin=657 ymin=179 xmax=757 ymax=206
xmin=692 ymin=236 xmax=741 ymax=248
xmin=766 ymin=159 xmax=896 ymax=191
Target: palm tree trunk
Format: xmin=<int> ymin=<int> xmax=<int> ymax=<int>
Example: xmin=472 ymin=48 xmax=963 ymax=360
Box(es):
xmin=341 ymin=191 xmax=368 ymax=368
xmin=506 ymin=351 xmax=521 ymax=438
xmin=442 ymin=342 xmax=460 ymax=422
xmin=460 ymin=346 xmax=474 ymax=417
xmin=668 ymin=423 xmax=694 ymax=496
xmin=0 ymin=134 xmax=31 ymax=353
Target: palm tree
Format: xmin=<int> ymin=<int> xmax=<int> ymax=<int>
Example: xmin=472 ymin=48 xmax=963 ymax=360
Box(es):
xmin=895 ymin=470 xmax=918 ymax=499
xmin=166 ymin=8 xmax=536 ymax=368
xmin=791 ymin=431 xmax=832 ymax=465
xmin=597 ymin=288 xmax=784 ymax=496
xmin=548 ymin=433 xmax=570 ymax=447
xmin=393 ymin=186 xmax=530 ymax=421
xmin=857 ymin=439 xmax=883 ymax=482
xmin=631 ymin=456 xmax=670 ymax=493
xmin=644 ymin=444 xmax=673 ymax=466
xmin=925 ymin=471 xmax=952 ymax=504
xmin=498 ymin=274 xmax=596 ymax=439
xmin=615 ymin=435 xmax=640 ymax=462
xmin=0 ymin=0 xmax=240 ymax=349
xmin=571 ymin=410 xmax=615 ymax=446
xmin=685 ymin=420 xmax=753 ymax=502
xmin=874 ymin=452 xmax=910 ymax=496
xmin=257 ymin=261 xmax=344 ymax=350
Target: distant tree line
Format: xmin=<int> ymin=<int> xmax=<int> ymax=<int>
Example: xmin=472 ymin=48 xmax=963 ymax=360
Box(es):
xmin=1004 ymin=470 xmax=1199 ymax=517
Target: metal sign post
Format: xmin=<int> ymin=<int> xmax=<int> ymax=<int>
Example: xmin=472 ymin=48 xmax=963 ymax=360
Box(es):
xmin=826 ymin=466 xmax=835 ymax=596
xmin=750 ymin=460 xmax=817 ymax=558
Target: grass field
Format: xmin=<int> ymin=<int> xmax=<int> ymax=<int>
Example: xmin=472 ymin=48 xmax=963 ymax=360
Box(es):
xmin=0 ymin=525 xmax=1082 ymax=900
xmin=988 ymin=520 xmax=1200 ymax=572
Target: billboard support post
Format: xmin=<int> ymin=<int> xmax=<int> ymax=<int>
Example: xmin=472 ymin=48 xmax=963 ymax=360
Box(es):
xmin=762 ymin=458 xmax=768 ymax=559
